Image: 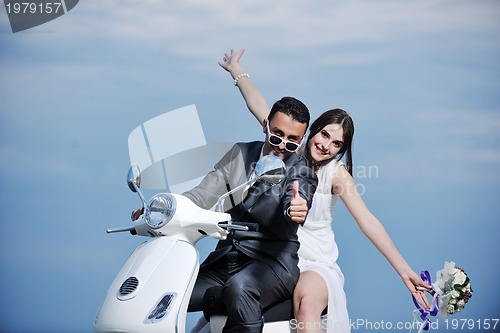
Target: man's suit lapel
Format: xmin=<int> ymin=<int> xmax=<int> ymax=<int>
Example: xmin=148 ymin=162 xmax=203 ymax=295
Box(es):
xmin=244 ymin=142 xmax=264 ymax=178
xmin=240 ymin=153 xmax=299 ymax=211
xmin=240 ymin=179 xmax=273 ymax=210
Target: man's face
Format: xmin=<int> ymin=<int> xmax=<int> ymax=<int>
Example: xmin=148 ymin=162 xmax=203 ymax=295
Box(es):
xmin=263 ymin=111 xmax=307 ymax=159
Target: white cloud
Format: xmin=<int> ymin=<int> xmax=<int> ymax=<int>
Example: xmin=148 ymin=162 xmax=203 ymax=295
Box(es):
xmin=50 ymin=0 xmax=500 ymax=61
xmin=365 ymin=107 xmax=500 ymax=184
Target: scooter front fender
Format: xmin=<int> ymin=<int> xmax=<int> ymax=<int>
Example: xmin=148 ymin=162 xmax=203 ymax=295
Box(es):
xmin=94 ymin=236 xmax=199 ymax=333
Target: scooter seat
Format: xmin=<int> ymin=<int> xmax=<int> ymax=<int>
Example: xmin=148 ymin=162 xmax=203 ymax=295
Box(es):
xmin=207 ymin=299 xmax=328 ymax=333
xmin=207 ymin=300 xmax=294 ymax=333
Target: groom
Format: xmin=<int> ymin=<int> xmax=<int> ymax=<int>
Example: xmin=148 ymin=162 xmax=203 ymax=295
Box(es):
xmin=184 ymin=96 xmax=317 ymax=333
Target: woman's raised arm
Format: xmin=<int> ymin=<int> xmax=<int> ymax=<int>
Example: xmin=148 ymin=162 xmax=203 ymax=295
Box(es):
xmin=219 ymin=48 xmax=270 ymax=125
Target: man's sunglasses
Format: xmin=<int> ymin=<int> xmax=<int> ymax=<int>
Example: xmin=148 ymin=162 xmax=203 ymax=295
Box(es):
xmin=266 ymin=122 xmax=302 ymax=153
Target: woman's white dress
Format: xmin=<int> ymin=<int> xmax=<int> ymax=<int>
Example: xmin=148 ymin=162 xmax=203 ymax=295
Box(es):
xmin=297 ymin=157 xmax=350 ymax=332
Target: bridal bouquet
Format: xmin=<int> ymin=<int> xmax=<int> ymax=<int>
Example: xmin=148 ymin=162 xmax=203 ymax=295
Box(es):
xmin=412 ymin=261 xmax=473 ymax=332
xmin=433 ymin=261 xmax=473 ymax=317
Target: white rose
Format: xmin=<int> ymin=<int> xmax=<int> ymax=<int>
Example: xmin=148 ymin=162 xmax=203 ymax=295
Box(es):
xmin=453 ymin=272 xmax=466 ymax=285
xmin=457 ymin=300 xmax=465 ymax=307
xmin=451 ymin=290 xmax=460 ymax=298
xmin=447 ymin=305 xmax=456 ymax=314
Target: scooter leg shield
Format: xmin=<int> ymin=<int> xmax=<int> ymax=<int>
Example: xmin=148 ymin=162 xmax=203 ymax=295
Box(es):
xmin=94 ymin=237 xmax=199 ymax=333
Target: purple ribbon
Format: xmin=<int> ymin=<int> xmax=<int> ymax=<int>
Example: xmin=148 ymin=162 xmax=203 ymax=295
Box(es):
xmin=412 ymin=270 xmax=439 ymax=331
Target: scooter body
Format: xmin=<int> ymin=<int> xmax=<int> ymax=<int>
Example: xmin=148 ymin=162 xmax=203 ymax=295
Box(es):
xmin=94 ymin=236 xmax=197 ymax=332
xmin=93 ymin=192 xmax=231 ymax=333
xmin=94 ymin=161 xmax=294 ymax=333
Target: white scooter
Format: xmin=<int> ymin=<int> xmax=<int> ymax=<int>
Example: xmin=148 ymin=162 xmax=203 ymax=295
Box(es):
xmin=93 ymin=155 xmax=294 ymax=333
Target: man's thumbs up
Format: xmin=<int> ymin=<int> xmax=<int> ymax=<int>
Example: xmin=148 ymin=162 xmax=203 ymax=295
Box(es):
xmin=292 ymin=180 xmax=300 ymax=199
xmin=289 ymin=181 xmax=308 ymax=223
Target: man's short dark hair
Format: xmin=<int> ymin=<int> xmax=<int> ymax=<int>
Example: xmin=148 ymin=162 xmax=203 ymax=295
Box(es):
xmin=269 ymin=97 xmax=310 ymax=128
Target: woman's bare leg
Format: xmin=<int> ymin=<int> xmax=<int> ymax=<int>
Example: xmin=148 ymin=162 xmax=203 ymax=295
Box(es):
xmin=293 ymin=271 xmax=328 ymax=333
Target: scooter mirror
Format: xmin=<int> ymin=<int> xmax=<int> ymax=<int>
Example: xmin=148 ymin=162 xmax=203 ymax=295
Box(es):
xmin=127 ymin=164 xmax=148 ymax=209
xmin=127 ymin=164 xmax=142 ymax=193
xmin=214 ymin=154 xmax=286 ymax=212
xmin=254 ymin=155 xmax=286 ymax=185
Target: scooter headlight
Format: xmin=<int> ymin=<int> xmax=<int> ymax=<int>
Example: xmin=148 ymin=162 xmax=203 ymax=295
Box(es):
xmin=144 ymin=194 xmax=176 ymax=229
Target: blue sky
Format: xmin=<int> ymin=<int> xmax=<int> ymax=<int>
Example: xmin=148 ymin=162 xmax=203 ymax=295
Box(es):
xmin=0 ymin=1 xmax=499 ymax=332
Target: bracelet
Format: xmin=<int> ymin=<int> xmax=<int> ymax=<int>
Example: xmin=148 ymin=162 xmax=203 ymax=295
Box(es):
xmin=234 ymin=73 xmax=250 ymax=86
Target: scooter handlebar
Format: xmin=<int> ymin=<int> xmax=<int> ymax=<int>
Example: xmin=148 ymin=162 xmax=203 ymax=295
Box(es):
xmin=106 ymin=226 xmax=137 ymax=234
xmin=218 ymin=221 xmax=259 ymax=232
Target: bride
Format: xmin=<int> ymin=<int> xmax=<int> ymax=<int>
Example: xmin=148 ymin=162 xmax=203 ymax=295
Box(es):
xmin=218 ymin=48 xmax=432 ymax=332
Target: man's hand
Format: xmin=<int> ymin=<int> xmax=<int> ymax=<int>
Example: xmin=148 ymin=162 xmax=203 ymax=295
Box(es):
xmin=131 ymin=207 xmax=144 ymax=221
xmin=289 ymin=181 xmax=308 ymax=223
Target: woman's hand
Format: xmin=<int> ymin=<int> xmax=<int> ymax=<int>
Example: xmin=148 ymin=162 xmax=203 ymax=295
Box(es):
xmin=402 ymin=270 xmax=433 ymax=310
xmin=217 ymin=47 xmax=269 ymax=125
xmin=218 ymin=48 xmax=246 ymax=75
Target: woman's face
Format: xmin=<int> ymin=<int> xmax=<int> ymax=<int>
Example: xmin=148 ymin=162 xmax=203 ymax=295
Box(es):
xmin=308 ymin=123 xmax=344 ymax=163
